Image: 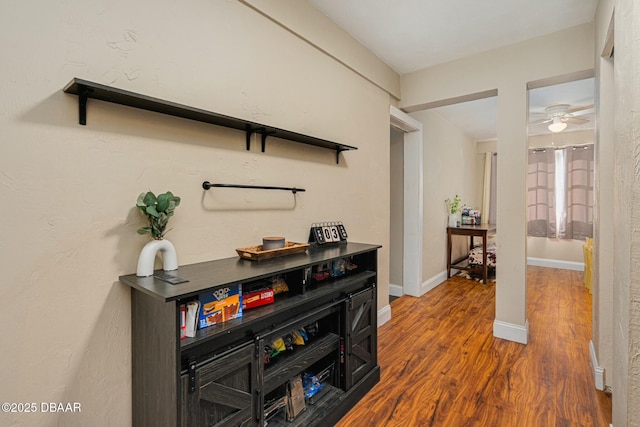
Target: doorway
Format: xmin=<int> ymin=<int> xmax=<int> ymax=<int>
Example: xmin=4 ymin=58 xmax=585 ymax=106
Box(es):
xmin=389 ymin=106 xmax=423 ymax=298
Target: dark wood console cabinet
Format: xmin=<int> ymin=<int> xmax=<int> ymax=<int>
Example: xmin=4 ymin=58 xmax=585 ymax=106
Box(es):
xmin=119 ymin=242 xmax=380 ymax=426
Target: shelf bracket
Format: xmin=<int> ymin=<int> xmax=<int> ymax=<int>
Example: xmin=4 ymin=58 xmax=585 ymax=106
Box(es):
xmin=245 ymin=127 xmax=276 ymax=153
xmin=245 ymin=127 xmax=265 ymax=151
xmin=261 ymin=130 xmax=276 ymax=153
xmin=78 ymin=87 xmax=91 ymax=126
xmin=336 ymin=148 xmax=346 ymax=165
xmin=245 ymin=125 xmax=253 ymax=151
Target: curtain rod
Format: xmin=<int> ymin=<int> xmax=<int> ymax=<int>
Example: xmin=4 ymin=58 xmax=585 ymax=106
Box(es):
xmin=530 ymin=143 xmax=594 ymax=152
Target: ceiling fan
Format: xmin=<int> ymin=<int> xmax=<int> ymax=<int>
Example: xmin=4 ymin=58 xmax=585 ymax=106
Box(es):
xmin=531 ymin=104 xmax=594 ymax=133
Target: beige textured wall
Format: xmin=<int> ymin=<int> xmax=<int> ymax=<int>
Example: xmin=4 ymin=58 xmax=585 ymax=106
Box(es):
xmin=409 ymin=109 xmax=479 ymax=282
xmin=612 ymin=0 xmax=640 ymax=424
xmin=0 ymin=1 xmax=394 ymax=425
xmin=389 ymin=128 xmax=404 ymax=287
xmin=401 ymin=23 xmax=594 ymax=329
xmin=593 ymin=0 xmax=614 ymax=396
xmin=526 ymin=237 xmax=585 ymax=263
xmin=241 ymin=0 xmax=401 ymax=100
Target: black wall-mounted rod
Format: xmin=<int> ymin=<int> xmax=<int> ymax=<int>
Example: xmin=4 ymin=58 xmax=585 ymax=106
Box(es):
xmin=202 ymin=181 xmax=305 ymax=194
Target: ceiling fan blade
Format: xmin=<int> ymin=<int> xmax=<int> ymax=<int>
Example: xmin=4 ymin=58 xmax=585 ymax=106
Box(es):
xmin=563 ymin=116 xmax=590 ymax=124
xmin=530 ymin=118 xmax=553 ymax=124
xmin=568 ymin=104 xmax=595 ymax=115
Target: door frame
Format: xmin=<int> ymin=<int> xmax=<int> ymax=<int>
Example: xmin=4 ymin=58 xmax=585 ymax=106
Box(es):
xmin=390 ymin=106 xmax=423 ymax=297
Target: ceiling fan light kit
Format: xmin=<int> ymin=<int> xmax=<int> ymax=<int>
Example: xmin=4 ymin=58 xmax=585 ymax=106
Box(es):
xmin=530 ymin=103 xmax=593 ymax=134
xmin=548 ymin=117 xmax=568 ymax=133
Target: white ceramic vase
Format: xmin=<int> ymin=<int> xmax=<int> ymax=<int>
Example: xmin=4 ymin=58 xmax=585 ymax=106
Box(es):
xmin=136 ymin=239 xmax=178 ymax=277
xmin=448 ymin=213 xmax=457 ymax=228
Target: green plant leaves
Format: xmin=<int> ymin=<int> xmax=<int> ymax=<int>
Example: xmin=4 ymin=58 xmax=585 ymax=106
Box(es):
xmin=445 ymin=194 xmax=464 ymax=214
xmin=135 ymin=190 xmax=180 ymax=239
xmin=145 ymin=205 xmax=160 ymax=217
xmin=156 ymin=193 xmax=170 ymax=212
xmin=143 ymin=191 xmax=157 ymax=206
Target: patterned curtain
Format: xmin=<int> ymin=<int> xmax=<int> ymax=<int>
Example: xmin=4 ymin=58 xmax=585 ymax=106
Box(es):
xmin=563 ymin=145 xmax=594 ymax=239
xmin=527 ymin=145 xmax=593 ymax=240
xmin=527 ymin=148 xmax=555 ymax=237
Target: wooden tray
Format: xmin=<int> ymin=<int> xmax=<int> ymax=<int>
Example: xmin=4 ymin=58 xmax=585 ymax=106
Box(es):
xmin=236 ymin=241 xmax=310 ymax=261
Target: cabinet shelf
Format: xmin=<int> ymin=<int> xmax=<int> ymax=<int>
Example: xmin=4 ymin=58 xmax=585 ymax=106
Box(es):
xmin=263 ymin=333 xmax=339 ymax=394
xmin=264 ymin=367 xmax=380 ymax=427
xmin=180 ymin=270 xmax=376 ymax=351
xmin=265 ymin=384 xmax=344 ymax=427
xmin=63 ymin=78 xmax=357 ymax=164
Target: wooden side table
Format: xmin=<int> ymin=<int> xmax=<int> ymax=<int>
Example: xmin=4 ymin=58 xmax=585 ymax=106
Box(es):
xmin=447 ymin=224 xmax=497 ymax=284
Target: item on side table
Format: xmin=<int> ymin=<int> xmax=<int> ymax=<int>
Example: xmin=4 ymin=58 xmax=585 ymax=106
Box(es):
xmin=272 ymin=276 xmax=289 ymax=294
xmin=135 ymin=191 xmax=181 ymax=277
xmin=461 ymin=208 xmax=482 ymax=225
xmin=308 ymin=221 xmax=349 ymax=245
xmin=331 ymin=259 xmax=346 ymax=277
xmin=180 ymin=305 xmax=186 ymax=340
xmin=262 ymin=236 xmax=285 ymax=250
xmin=287 ymin=376 xmax=306 ymax=421
xmin=468 ymin=243 xmax=497 ymax=268
xmin=302 ymin=372 xmax=323 ymax=400
xmin=185 ymin=301 xmax=200 ymax=338
xmin=137 ymin=239 xmax=179 ymax=277
xmin=236 ymin=242 xmax=309 ymax=261
xmin=198 ymin=284 xmax=242 ymax=329
xmin=243 ymin=287 xmax=274 ymax=310
xmin=313 ymin=263 xmax=331 ymax=282
xmin=264 ymin=396 xmax=288 ymax=422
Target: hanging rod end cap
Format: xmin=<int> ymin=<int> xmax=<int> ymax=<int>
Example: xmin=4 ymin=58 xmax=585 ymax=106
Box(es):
xmin=202 ymin=181 xmax=212 ymax=190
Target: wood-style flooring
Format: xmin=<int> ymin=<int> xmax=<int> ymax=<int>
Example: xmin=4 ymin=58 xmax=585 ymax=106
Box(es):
xmin=336 ymin=266 xmax=612 ymax=427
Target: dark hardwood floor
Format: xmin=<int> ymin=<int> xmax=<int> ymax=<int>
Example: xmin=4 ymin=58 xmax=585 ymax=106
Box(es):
xmin=336 ymin=266 xmax=612 ymax=427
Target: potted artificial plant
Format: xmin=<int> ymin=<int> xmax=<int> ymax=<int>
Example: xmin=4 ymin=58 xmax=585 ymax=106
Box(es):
xmin=445 ymin=194 xmax=464 ymax=228
xmin=135 ymin=191 xmax=181 ymax=277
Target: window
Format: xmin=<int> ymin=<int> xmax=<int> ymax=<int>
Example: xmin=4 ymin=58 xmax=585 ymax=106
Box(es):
xmin=527 ymin=145 xmax=593 ymax=240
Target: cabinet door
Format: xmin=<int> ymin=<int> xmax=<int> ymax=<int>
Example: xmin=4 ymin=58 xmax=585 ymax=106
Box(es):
xmin=182 ymin=341 xmax=262 ymax=427
xmin=344 ymin=285 xmax=377 ymax=389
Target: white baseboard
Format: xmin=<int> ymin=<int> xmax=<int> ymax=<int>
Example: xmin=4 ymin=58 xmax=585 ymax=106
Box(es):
xmin=400 ymin=270 xmax=449 ymax=298
xmin=493 ymin=319 xmax=529 ymax=344
xmin=378 ymin=304 xmax=391 ymax=327
xmin=420 ymin=270 xmax=448 ymax=295
xmin=527 ymin=257 xmax=584 ymax=271
xmin=389 ymin=283 xmax=403 ymax=297
xmin=590 ymin=340 xmax=606 ymax=390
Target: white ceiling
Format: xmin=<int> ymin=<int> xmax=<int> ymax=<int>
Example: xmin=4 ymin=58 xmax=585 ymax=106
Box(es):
xmin=307 ymin=0 xmax=598 ymax=140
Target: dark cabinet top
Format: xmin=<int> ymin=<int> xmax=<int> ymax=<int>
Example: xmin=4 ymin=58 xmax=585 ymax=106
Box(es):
xmin=119 ymin=242 xmax=380 ymax=302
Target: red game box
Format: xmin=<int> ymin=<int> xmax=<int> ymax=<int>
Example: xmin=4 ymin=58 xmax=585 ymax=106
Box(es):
xmin=243 ymin=288 xmax=275 ymax=310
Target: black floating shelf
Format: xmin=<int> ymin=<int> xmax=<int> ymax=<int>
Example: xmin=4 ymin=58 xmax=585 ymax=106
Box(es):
xmin=63 ymin=78 xmax=357 ymax=164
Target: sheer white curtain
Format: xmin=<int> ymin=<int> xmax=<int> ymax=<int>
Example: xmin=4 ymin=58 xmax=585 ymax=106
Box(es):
xmin=527 ymin=145 xmax=593 ymax=240
xmin=489 ymin=153 xmax=497 ymax=225
xmin=482 ymin=153 xmax=498 ymax=225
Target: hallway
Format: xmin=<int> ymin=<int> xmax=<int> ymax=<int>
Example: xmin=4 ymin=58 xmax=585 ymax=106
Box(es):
xmin=337 ymin=267 xmax=612 ymax=426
